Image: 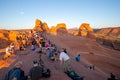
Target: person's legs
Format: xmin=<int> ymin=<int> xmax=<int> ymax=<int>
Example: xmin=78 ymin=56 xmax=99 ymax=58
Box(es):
xmin=63 ymin=60 xmax=70 ymax=72
xmin=3 ymin=53 xmax=11 ymax=59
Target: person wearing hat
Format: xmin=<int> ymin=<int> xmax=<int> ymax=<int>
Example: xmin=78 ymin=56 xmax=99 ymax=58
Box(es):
xmin=5 ymin=61 xmax=27 ymax=80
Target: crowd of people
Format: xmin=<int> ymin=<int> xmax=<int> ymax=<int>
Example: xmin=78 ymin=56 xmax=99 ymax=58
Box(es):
xmin=3 ymin=30 xmax=82 ymax=80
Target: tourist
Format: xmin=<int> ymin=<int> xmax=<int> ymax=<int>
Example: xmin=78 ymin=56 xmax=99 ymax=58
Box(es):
xmin=75 ymin=54 xmax=81 ymax=62
xmin=10 ymin=43 xmax=15 ymax=54
xmin=59 ymin=49 xmax=71 ymax=73
xmin=3 ymin=45 xmax=12 ymax=59
xmin=28 ymin=60 xmax=43 ymax=80
xmin=4 ymin=61 xmax=27 ymax=80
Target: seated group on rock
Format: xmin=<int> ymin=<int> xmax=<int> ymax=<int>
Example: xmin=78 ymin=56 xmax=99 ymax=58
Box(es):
xmin=4 ymin=59 xmax=51 ymax=80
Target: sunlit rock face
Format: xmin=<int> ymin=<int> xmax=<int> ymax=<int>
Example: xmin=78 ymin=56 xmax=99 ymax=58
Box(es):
xmin=50 ymin=26 xmax=57 ymax=35
xmin=49 ymin=23 xmax=67 ymax=35
xmin=33 ymin=19 xmax=43 ymax=31
xmin=42 ymin=22 xmax=49 ymax=33
xmin=56 ymin=23 xmax=67 ymax=33
xmin=78 ymin=23 xmax=95 ymax=38
xmin=9 ymin=31 xmax=19 ymax=41
xmin=0 ymin=30 xmax=10 ymax=49
xmin=33 ymin=19 xmax=50 ymax=33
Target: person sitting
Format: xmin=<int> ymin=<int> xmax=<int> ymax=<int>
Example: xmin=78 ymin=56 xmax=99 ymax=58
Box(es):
xmin=28 ymin=60 xmax=43 ymax=80
xmin=3 ymin=46 xmax=12 ymax=59
xmin=47 ymin=48 xmax=52 ymax=58
xmin=10 ymin=43 xmax=15 ymax=54
xmin=4 ymin=61 xmax=27 ymax=80
xmin=75 ymin=54 xmax=81 ymax=62
xmin=31 ymin=44 xmax=36 ymax=51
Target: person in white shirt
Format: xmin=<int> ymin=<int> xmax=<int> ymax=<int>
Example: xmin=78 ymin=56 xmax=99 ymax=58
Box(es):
xmin=3 ymin=46 xmax=12 ymax=59
xmin=59 ymin=49 xmax=71 ymax=73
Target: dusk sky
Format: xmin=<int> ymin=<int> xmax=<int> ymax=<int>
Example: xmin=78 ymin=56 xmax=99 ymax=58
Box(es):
xmin=0 ymin=0 xmax=120 ymax=29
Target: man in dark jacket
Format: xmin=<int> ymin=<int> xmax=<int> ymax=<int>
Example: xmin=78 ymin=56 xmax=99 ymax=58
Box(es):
xmin=28 ymin=60 xmax=43 ymax=80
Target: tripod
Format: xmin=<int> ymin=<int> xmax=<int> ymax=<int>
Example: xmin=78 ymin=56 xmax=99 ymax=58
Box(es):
xmin=39 ymin=53 xmax=44 ymax=66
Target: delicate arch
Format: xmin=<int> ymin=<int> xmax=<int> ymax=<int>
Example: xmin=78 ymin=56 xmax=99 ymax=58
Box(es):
xmin=79 ymin=23 xmax=93 ymax=32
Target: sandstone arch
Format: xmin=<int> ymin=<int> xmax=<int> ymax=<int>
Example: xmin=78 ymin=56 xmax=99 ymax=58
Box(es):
xmin=79 ymin=23 xmax=95 ymax=38
xmin=79 ymin=23 xmax=93 ymax=32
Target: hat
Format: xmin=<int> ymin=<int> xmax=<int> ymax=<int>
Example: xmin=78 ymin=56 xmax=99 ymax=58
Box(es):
xmin=14 ymin=61 xmax=23 ymax=68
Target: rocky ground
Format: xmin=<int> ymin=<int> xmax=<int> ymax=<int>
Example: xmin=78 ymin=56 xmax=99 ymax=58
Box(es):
xmin=0 ymin=32 xmax=120 ymax=80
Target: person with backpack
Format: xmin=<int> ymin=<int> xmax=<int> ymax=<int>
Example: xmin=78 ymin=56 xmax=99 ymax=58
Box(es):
xmin=28 ymin=60 xmax=43 ymax=80
xmin=4 ymin=61 xmax=27 ymax=80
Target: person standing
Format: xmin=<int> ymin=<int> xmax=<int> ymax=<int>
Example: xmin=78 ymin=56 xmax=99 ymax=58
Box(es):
xmin=59 ymin=49 xmax=71 ymax=73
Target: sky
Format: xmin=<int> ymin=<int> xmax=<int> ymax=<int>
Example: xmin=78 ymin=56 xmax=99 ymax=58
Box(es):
xmin=0 ymin=0 xmax=120 ymax=30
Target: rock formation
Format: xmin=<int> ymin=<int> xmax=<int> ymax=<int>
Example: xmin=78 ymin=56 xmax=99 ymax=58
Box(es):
xmin=49 ymin=23 xmax=67 ymax=35
xmin=42 ymin=22 xmax=49 ymax=33
xmin=33 ymin=19 xmax=50 ymax=33
xmin=78 ymin=23 xmax=95 ymax=38
xmin=95 ymin=27 xmax=120 ymax=50
xmin=9 ymin=31 xmax=19 ymax=41
xmin=33 ymin=19 xmax=43 ymax=31
xmin=56 ymin=23 xmax=66 ymax=29
xmin=50 ymin=26 xmax=57 ymax=35
xmin=0 ymin=30 xmax=10 ymax=49
xmin=56 ymin=23 xmax=67 ymax=33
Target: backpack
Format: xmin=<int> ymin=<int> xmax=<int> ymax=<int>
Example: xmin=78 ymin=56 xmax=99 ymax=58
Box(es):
xmin=4 ymin=68 xmax=17 ymax=80
xmin=42 ymin=69 xmax=51 ymax=78
xmin=67 ymin=71 xmax=83 ymax=80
